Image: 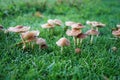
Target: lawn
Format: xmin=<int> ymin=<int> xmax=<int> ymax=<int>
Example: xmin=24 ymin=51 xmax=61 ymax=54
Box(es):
xmin=0 ymin=0 xmax=120 ymax=80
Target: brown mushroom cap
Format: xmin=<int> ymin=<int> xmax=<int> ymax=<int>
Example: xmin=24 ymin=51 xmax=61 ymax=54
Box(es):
xmin=77 ymin=33 xmax=87 ymax=39
xmin=56 ymin=37 xmax=70 ymax=47
xmin=36 ymin=38 xmax=48 ymax=49
xmin=41 ymin=23 xmax=55 ymax=29
xmin=112 ymin=30 xmax=120 ymax=37
xmin=65 ymin=21 xmax=76 ymax=27
xmin=86 ymin=29 xmax=99 ymax=35
xmin=66 ymin=29 xmax=82 ymax=37
xmin=71 ymin=23 xmax=85 ymax=29
xmin=21 ymin=30 xmax=40 ymax=41
xmin=54 ymin=19 xmax=62 ymax=26
xmin=75 ymin=48 xmax=81 ymax=53
xmin=8 ymin=25 xmax=30 ymax=33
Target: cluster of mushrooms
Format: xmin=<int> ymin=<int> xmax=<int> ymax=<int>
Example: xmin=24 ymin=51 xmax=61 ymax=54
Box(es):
xmin=0 ymin=19 xmax=119 ymax=53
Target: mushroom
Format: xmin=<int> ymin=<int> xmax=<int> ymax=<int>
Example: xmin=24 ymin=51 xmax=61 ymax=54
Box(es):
xmin=36 ymin=38 xmax=48 ymax=49
xmin=86 ymin=29 xmax=99 ymax=44
xmin=8 ymin=25 xmax=30 ymax=33
xmin=75 ymin=48 xmax=81 ymax=53
xmin=54 ymin=19 xmax=62 ymax=26
xmin=66 ymin=29 xmax=81 ymax=46
xmin=56 ymin=37 xmax=70 ymax=54
xmin=112 ymin=29 xmax=120 ymax=38
xmin=117 ymin=24 xmax=120 ymax=29
xmin=64 ymin=21 xmax=76 ymax=31
xmin=41 ymin=23 xmax=55 ymax=34
xmin=71 ymin=23 xmax=85 ymax=29
xmin=77 ymin=33 xmax=87 ymax=45
xmin=7 ymin=25 xmax=30 ymax=48
xmin=21 ymin=30 xmax=40 ymax=48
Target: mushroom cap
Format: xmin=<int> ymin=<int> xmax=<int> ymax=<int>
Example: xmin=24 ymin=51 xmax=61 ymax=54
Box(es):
xmin=77 ymin=33 xmax=87 ymax=39
xmin=54 ymin=19 xmax=62 ymax=26
xmin=56 ymin=37 xmax=70 ymax=47
xmin=112 ymin=30 xmax=120 ymax=37
xmin=36 ymin=38 xmax=46 ymax=45
xmin=75 ymin=48 xmax=81 ymax=53
xmin=8 ymin=25 xmax=30 ymax=33
xmin=65 ymin=21 xmax=76 ymax=26
xmin=86 ymin=29 xmax=99 ymax=35
xmin=92 ymin=22 xmax=105 ymax=28
xmin=71 ymin=23 xmax=85 ymax=29
xmin=21 ymin=30 xmax=40 ymax=41
xmin=36 ymin=38 xmax=48 ymax=49
xmin=47 ymin=19 xmax=55 ymax=25
xmin=66 ymin=29 xmax=82 ymax=37
xmin=41 ymin=23 xmax=54 ymax=29
xmin=0 ymin=25 xmax=4 ymax=30
xmin=117 ymin=24 xmax=120 ymax=28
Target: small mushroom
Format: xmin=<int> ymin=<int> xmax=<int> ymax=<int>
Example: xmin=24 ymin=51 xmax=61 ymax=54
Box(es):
xmin=54 ymin=19 xmax=62 ymax=26
xmin=112 ymin=29 xmax=120 ymax=37
xmin=8 ymin=25 xmax=30 ymax=33
xmin=65 ymin=21 xmax=76 ymax=31
xmin=86 ymin=29 xmax=99 ymax=44
xmin=36 ymin=38 xmax=48 ymax=49
xmin=111 ymin=47 xmax=117 ymax=52
xmin=66 ymin=29 xmax=81 ymax=46
xmin=21 ymin=30 xmax=40 ymax=49
xmin=47 ymin=19 xmax=55 ymax=25
xmin=117 ymin=24 xmax=120 ymax=29
xmin=75 ymin=48 xmax=81 ymax=53
xmin=77 ymin=33 xmax=87 ymax=45
xmin=71 ymin=23 xmax=85 ymax=29
xmin=56 ymin=37 xmax=70 ymax=54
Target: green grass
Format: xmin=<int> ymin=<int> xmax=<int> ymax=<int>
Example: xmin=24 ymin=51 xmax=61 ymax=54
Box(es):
xmin=0 ymin=0 xmax=120 ymax=79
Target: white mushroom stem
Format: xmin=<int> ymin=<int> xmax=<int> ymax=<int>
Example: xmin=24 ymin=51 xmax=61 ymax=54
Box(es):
xmin=96 ymin=27 xmax=99 ymax=37
xmin=20 ymin=34 xmax=26 ymax=49
xmin=80 ymin=39 xmax=83 ymax=44
xmin=77 ymin=38 xmax=79 ymax=46
xmin=90 ymin=35 xmax=94 ymax=44
xmin=61 ymin=47 xmax=63 ymax=54
xmin=73 ymin=37 xmax=77 ymax=47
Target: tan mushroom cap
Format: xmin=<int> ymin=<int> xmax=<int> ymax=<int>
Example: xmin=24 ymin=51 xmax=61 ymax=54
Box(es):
xmin=21 ymin=30 xmax=40 ymax=41
xmin=117 ymin=24 xmax=120 ymax=28
xmin=56 ymin=37 xmax=70 ymax=47
xmin=112 ymin=30 xmax=120 ymax=37
xmin=77 ymin=33 xmax=87 ymax=39
xmin=65 ymin=21 xmax=76 ymax=26
xmin=75 ymin=48 xmax=81 ymax=53
xmin=71 ymin=23 xmax=85 ymax=29
xmin=36 ymin=38 xmax=48 ymax=49
xmin=66 ymin=29 xmax=82 ymax=37
xmin=86 ymin=29 xmax=99 ymax=35
xmin=47 ymin=19 xmax=55 ymax=25
xmin=8 ymin=25 xmax=30 ymax=33
xmin=41 ymin=23 xmax=54 ymax=29
xmin=54 ymin=19 xmax=62 ymax=26
xmin=92 ymin=22 xmax=106 ymax=28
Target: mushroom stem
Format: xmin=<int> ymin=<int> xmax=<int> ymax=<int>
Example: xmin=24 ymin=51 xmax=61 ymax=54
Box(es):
xmin=90 ymin=35 xmax=94 ymax=44
xmin=80 ymin=39 xmax=83 ymax=44
xmin=96 ymin=27 xmax=99 ymax=37
xmin=73 ymin=37 xmax=77 ymax=47
xmin=61 ymin=47 xmax=63 ymax=54
xmin=20 ymin=34 xmax=26 ymax=49
xmin=77 ymin=38 xmax=79 ymax=46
